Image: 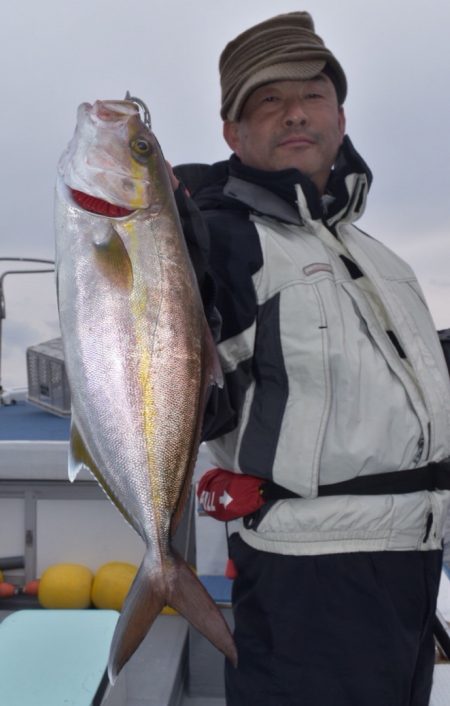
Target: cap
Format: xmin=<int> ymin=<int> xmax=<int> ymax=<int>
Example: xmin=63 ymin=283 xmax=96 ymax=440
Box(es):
xmin=220 ymin=12 xmax=347 ymax=121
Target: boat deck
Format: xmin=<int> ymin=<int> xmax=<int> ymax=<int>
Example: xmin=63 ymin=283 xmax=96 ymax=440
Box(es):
xmin=1 ymin=399 xmax=450 ymax=705
xmin=0 ymin=398 xmax=229 ymax=704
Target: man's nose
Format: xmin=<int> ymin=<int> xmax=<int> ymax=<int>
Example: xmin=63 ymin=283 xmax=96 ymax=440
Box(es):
xmin=284 ymin=99 xmax=307 ymax=126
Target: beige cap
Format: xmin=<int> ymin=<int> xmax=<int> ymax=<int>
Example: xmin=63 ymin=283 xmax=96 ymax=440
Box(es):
xmin=220 ymin=12 xmax=347 ymax=121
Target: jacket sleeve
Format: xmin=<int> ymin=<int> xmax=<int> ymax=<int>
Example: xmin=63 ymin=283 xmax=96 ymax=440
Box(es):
xmin=197 ymin=207 xmax=263 ymax=441
xmin=174 ymin=185 xmax=221 ymax=340
xmin=174 ymin=186 xmax=237 ymax=437
xmin=175 ymin=186 xmax=262 ymax=442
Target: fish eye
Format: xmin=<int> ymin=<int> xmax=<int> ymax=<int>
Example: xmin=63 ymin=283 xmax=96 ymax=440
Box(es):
xmin=131 ymin=137 xmax=152 ymax=156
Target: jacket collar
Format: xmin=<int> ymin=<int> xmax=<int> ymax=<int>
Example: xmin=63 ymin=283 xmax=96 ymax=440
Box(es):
xmin=222 ymin=136 xmax=372 ymax=227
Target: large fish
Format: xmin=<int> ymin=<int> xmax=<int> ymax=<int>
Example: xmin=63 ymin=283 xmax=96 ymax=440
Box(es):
xmin=55 ymin=98 xmax=237 ymax=681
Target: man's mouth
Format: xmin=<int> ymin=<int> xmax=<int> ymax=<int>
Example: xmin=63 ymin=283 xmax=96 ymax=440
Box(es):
xmin=277 ymin=135 xmax=315 ymax=148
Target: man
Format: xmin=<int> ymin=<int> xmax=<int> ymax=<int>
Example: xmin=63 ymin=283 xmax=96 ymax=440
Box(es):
xmin=175 ymin=11 xmax=450 ymax=706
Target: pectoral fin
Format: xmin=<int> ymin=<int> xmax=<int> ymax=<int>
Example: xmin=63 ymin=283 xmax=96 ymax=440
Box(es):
xmin=94 ymin=228 xmax=133 ymax=291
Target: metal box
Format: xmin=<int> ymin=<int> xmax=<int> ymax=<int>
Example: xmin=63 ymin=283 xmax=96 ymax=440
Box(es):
xmin=26 ymin=338 xmax=71 ymax=416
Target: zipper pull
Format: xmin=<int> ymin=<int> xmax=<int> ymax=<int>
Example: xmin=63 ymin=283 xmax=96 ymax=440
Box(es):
xmin=412 ymin=436 xmax=424 ymax=466
xmin=423 ymin=512 xmax=433 ymax=543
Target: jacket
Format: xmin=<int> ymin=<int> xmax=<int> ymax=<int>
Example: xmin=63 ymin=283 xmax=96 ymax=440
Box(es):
xmin=184 ymin=137 xmax=450 ymax=555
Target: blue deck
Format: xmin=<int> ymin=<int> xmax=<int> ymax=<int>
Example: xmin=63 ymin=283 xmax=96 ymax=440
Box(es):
xmin=0 ymin=400 xmax=70 ymax=441
xmin=200 ymin=575 xmax=233 ymax=605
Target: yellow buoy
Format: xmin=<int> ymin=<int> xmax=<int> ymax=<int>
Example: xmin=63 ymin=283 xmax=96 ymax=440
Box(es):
xmin=91 ymin=562 xmax=137 ymax=611
xmin=38 ymin=563 xmax=93 ymax=609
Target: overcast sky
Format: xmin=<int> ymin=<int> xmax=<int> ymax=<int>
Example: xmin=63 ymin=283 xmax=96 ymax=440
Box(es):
xmin=1 ymin=0 xmax=449 ymax=390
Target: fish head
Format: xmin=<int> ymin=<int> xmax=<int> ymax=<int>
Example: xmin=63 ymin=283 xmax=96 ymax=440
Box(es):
xmin=58 ymin=99 xmax=166 ymax=212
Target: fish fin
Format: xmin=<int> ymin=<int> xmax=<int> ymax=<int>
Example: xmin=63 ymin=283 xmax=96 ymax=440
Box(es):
xmin=168 ymin=550 xmax=237 ymax=667
xmin=69 ymin=421 xmax=96 ymax=482
xmin=108 ymin=548 xmax=237 ymax=683
xmin=94 ymin=228 xmax=133 ymax=291
xmin=69 ymin=421 xmax=140 ymax=533
xmin=108 ymin=550 xmax=166 ymax=683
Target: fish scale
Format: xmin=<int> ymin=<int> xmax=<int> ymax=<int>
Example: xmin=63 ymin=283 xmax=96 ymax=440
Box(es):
xmin=55 ymin=98 xmax=237 ymax=681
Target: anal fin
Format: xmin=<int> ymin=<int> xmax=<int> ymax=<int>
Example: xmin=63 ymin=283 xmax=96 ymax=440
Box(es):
xmin=69 ymin=420 xmax=99 ymax=482
xmin=69 ymin=419 xmax=139 ymax=533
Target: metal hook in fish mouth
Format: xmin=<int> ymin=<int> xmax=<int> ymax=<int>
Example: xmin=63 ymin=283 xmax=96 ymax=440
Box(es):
xmin=124 ymin=91 xmax=152 ymax=129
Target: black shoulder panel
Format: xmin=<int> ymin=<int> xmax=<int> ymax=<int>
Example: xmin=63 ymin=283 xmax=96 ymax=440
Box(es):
xmin=238 ymin=293 xmax=288 ymax=479
xmin=201 ymin=208 xmax=263 ymax=342
xmin=439 ymin=329 xmax=450 ymax=376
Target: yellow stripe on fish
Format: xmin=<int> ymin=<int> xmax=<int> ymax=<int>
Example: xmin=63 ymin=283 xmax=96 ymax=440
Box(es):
xmin=122 ymin=219 xmax=164 ymax=525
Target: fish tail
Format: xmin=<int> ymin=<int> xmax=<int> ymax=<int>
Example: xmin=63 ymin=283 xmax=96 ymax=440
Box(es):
xmin=168 ymin=550 xmax=237 ymax=668
xmin=107 ymin=548 xmax=237 ymax=683
xmin=108 ymin=550 xmax=165 ymax=683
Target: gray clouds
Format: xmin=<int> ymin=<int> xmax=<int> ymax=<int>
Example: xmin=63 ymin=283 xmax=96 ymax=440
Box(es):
xmin=1 ymin=0 xmax=449 ymax=387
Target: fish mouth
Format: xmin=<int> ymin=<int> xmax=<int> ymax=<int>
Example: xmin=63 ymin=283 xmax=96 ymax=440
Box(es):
xmin=92 ymin=100 xmax=139 ymax=123
xmin=71 ymin=188 xmax=135 ymax=217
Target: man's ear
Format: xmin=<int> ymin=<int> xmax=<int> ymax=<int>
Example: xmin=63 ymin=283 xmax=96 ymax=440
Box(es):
xmin=338 ymin=107 xmax=346 ymax=141
xmin=223 ymin=120 xmax=240 ymax=154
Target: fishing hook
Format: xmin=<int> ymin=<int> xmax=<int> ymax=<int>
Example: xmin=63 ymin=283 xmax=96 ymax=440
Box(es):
xmin=124 ymin=91 xmax=152 ymax=129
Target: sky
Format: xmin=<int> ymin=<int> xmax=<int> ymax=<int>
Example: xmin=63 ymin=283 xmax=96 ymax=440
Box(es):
xmin=1 ymin=0 xmax=449 ymax=390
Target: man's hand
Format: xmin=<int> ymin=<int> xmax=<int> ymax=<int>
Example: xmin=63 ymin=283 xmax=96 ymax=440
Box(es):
xmin=165 ymin=161 xmax=181 ymax=191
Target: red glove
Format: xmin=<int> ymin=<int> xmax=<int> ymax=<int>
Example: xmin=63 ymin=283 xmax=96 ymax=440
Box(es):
xmin=197 ymin=468 xmax=266 ymax=521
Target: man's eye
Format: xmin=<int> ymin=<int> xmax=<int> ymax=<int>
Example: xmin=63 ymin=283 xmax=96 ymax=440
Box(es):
xmin=305 ymin=93 xmax=323 ymax=100
xmin=262 ymin=95 xmax=278 ymax=103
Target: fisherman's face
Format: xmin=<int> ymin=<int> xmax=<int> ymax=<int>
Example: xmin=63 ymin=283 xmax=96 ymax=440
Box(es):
xmin=223 ymin=75 xmax=345 ymax=194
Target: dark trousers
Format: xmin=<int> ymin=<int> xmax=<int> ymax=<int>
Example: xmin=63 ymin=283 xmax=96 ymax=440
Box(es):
xmin=225 ymin=534 xmax=442 ymax=706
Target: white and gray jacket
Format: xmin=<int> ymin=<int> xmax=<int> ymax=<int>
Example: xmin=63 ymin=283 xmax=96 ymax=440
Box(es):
xmin=189 ymin=139 xmax=450 ymax=556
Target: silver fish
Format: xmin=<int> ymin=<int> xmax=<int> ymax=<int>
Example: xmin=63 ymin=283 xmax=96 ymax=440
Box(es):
xmin=55 ymin=99 xmax=237 ymax=681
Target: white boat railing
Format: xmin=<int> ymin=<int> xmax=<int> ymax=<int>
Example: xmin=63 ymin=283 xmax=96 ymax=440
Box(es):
xmin=0 ymin=257 xmax=54 ymax=404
